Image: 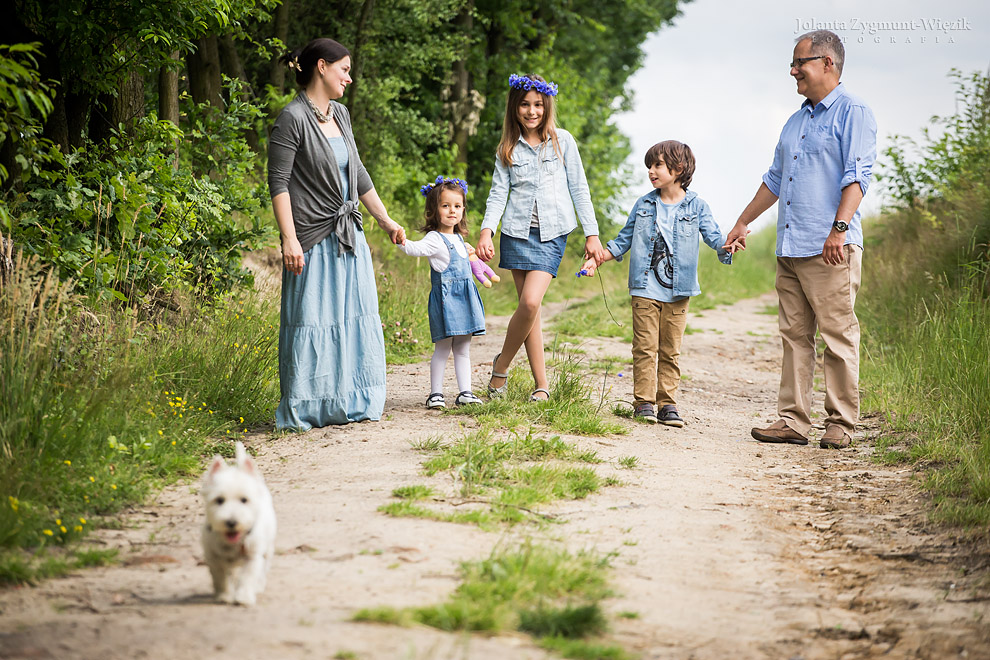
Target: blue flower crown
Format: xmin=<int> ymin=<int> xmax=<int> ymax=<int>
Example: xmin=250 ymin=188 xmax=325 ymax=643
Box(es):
xmin=420 ymin=175 xmax=468 ymax=198
xmin=508 ymin=73 xmax=558 ymax=97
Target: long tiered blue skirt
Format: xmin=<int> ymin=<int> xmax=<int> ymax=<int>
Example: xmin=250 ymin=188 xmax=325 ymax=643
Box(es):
xmin=276 ymin=232 xmax=386 ymax=430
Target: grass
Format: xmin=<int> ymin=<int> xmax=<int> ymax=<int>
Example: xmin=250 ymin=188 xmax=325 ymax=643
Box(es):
xmin=353 ymin=541 xmax=628 ymax=658
xmin=0 ymin=547 xmax=119 ymax=586
xmin=448 ymin=353 xmax=627 ymax=437
xmin=0 ymin=248 xmax=280 ymax=581
xmin=383 ymin=426 xmax=611 ymax=527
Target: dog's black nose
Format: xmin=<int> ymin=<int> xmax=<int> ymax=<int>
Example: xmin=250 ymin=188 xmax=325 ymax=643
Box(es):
xmin=225 ymin=520 xmax=237 ymax=529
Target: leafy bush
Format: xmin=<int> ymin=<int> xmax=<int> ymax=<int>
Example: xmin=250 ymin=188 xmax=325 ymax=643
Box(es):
xmin=6 ymin=77 xmax=271 ymax=302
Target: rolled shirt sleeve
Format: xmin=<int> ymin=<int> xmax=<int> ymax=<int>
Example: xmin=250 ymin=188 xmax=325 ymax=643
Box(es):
xmin=761 ymin=135 xmax=784 ymax=198
xmin=839 ymin=104 xmax=877 ymax=196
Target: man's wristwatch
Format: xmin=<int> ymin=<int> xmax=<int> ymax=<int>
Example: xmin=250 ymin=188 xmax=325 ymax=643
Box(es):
xmin=832 ymin=220 xmax=849 ymax=232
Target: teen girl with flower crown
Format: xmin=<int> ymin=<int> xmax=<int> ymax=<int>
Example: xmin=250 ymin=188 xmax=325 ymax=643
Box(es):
xmin=398 ymin=177 xmax=498 ymax=409
xmin=476 ymin=73 xmax=605 ymax=401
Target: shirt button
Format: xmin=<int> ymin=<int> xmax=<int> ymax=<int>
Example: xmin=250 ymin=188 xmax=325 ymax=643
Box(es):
xmin=811 ymin=114 xmax=815 ymax=118
xmin=789 ymin=177 xmax=793 ymax=181
xmin=793 ymin=155 xmax=797 ymax=160
xmin=786 ymin=201 xmax=791 ymax=205
xmin=801 ymin=135 xmax=805 ymax=139
xmin=785 ymin=223 xmax=790 ymax=228
xmin=856 ymin=157 xmax=861 ymax=161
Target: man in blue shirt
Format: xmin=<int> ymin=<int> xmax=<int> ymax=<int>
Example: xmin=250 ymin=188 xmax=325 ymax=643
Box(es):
xmin=724 ymin=30 xmax=877 ymax=449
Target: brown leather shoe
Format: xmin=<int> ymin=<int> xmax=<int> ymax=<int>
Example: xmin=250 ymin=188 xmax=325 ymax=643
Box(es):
xmin=751 ymin=419 xmax=808 ymax=445
xmin=820 ymin=425 xmax=852 ymax=449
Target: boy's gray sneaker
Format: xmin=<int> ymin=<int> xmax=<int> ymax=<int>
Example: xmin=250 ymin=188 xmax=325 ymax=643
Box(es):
xmin=633 ymin=403 xmax=658 ymax=424
xmin=658 ymin=405 xmax=684 ymax=427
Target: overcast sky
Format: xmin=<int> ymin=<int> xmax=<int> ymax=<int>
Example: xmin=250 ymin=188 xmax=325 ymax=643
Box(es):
xmin=613 ymin=0 xmax=990 ymax=231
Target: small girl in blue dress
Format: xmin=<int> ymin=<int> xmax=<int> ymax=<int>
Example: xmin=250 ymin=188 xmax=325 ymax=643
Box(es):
xmin=398 ymin=177 xmax=491 ymax=409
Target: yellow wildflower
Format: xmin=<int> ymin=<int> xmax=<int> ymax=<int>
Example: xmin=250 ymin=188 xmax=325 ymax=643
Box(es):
xmin=74 ymin=525 xmax=83 ymax=533
xmin=89 ymin=476 xmax=95 ymax=482
xmin=79 ymin=518 xmax=87 ymax=524
xmin=60 ymin=526 xmax=67 ymax=533
xmin=63 ymin=460 xmax=71 ymax=466
xmin=43 ymin=529 xmax=53 ymax=536
xmin=110 ymin=484 xmax=117 ymax=490
xmin=8 ymin=496 xmax=18 ymax=512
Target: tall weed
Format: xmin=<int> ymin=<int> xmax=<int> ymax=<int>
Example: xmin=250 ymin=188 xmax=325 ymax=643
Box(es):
xmin=0 ymin=246 xmax=278 ymax=560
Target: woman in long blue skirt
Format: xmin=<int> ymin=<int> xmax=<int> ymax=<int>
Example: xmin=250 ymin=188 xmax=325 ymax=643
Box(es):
xmin=268 ymin=38 xmax=405 ymax=430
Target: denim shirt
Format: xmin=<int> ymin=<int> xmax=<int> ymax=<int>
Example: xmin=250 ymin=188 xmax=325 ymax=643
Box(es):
xmin=482 ymin=128 xmax=599 ymax=241
xmin=606 ymin=190 xmax=732 ymax=297
xmin=762 ymin=83 xmax=877 ymax=258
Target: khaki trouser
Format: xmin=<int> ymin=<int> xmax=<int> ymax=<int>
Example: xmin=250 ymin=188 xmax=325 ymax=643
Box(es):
xmin=776 ymin=244 xmax=862 ymax=435
xmin=631 ymin=296 xmax=690 ymax=407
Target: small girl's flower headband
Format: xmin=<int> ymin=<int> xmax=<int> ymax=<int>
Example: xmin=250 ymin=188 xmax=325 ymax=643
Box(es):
xmin=420 ymin=175 xmax=468 ymax=197
xmin=508 ymin=73 xmax=558 ymax=97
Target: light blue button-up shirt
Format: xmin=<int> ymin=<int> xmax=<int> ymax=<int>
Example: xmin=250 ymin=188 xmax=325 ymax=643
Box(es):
xmin=482 ymin=128 xmax=598 ymax=241
xmin=762 ymin=83 xmax=877 ymax=258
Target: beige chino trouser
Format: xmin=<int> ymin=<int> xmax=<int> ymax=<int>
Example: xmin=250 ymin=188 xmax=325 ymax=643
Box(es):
xmin=631 ymin=296 xmax=690 ymax=408
xmin=775 ymin=244 xmax=862 ymax=436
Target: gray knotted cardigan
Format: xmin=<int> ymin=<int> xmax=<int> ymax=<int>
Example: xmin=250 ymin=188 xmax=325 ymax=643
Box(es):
xmin=267 ymin=94 xmax=374 ymax=254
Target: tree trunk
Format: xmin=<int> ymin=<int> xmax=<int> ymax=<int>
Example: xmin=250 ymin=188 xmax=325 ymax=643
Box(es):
xmin=218 ymin=34 xmax=250 ymax=92
xmin=450 ymin=0 xmax=475 ymax=167
xmin=88 ymin=68 xmax=144 ymax=144
xmin=269 ymin=0 xmax=290 ymax=93
xmin=158 ymin=51 xmax=180 ymax=125
xmin=346 ymin=0 xmax=376 ymax=141
xmin=158 ymin=51 xmax=180 ymax=166
xmin=187 ymin=35 xmax=223 ymax=108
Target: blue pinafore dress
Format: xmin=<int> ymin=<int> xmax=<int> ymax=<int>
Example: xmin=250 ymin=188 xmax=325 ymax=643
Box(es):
xmin=427 ymin=233 xmax=486 ymax=342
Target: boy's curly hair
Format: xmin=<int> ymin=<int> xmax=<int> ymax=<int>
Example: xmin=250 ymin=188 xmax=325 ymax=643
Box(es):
xmin=645 ymin=140 xmax=695 ymax=191
xmin=421 ymin=181 xmax=468 ymax=235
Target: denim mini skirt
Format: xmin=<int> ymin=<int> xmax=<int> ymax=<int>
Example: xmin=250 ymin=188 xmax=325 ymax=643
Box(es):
xmin=498 ymin=226 xmax=569 ymax=277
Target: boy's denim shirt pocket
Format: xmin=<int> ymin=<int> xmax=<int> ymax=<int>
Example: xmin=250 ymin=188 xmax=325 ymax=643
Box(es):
xmin=676 ymin=211 xmax=698 ymax=238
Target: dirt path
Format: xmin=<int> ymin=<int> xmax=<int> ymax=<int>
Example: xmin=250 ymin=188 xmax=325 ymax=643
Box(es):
xmin=1 ymin=293 xmax=987 ymax=660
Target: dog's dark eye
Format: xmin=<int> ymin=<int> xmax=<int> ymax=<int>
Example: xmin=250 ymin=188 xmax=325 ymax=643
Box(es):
xmin=240 ymin=497 xmax=248 ymax=504
xmin=215 ymin=496 xmax=225 ymax=505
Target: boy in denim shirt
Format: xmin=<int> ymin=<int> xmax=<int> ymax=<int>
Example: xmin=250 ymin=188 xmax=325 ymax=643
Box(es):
xmin=583 ymin=141 xmax=734 ymax=425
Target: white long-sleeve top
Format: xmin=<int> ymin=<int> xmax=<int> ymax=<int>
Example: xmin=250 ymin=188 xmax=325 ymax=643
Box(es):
xmin=398 ymin=230 xmax=471 ymax=272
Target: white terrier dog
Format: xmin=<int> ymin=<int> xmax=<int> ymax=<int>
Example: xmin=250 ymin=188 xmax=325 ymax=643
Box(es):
xmin=201 ymin=442 xmax=276 ymax=606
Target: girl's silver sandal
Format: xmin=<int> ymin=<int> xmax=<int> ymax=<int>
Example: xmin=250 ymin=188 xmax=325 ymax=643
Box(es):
xmin=530 ymin=388 xmax=550 ymax=402
xmin=487 ymin=352 xmax=509 ymax=398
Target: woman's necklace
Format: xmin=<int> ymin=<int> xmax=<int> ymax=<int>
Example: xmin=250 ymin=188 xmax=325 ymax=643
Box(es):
xmin=304 ymin=93 xmax=333 ymax=123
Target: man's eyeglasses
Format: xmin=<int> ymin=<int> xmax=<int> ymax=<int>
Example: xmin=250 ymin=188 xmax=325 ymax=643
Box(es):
xmin=789 ymin=55 xmax=827 ymax=69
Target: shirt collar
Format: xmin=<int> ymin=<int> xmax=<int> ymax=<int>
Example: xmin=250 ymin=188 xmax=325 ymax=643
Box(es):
xmin=646 ymin=189 xmax=696 ymax=206
xmin=801 ymin=81 xmax=845 ymax=112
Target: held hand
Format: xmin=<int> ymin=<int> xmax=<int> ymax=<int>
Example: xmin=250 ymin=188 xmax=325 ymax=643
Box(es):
xmin=584 ymin=235 xmax=605 ymax=263
xmin=723 ymin=221 xmax=751 ymax=253
xmin=580 ymin=257 xmax=598 ymax=277
xmin=282 ymin=237 xmax=305 ymax=275
xmin=476 ymin=231 xmax=495 ymax=262
xmin=822 ymin=229 xmax=846 ymax=265
xmin=467 ymin=246 xmax=501 ymax=288
xmin=377 ymin=217 xmax=406 ymax=245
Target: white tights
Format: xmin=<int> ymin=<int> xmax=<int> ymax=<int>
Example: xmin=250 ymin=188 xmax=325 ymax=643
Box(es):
xmin=431 ymin=336 xmax=472 ymax=394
